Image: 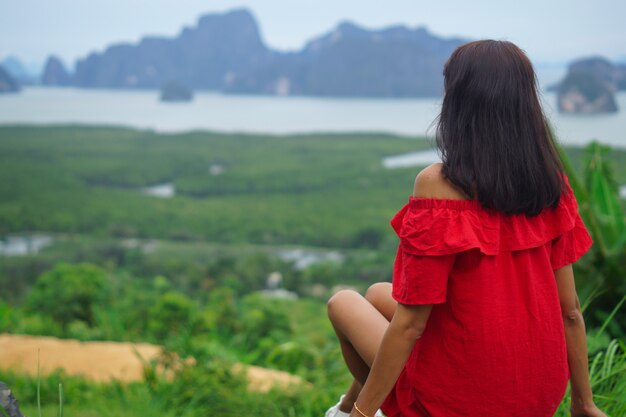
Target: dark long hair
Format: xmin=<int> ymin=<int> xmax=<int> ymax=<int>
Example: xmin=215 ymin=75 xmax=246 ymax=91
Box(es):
xmin=436 ymin=40 xmax=565 ymax=216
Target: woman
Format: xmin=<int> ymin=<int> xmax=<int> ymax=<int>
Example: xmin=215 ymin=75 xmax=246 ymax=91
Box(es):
xmin=325 ymin=40 xmax=606 ymax=417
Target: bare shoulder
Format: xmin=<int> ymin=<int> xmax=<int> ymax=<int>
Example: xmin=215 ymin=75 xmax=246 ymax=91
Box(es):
xmin=413 ymin=163 xmax=469 ymax=200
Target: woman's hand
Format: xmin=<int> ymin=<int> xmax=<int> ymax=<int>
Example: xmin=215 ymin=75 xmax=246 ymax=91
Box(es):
xmin=571 ymin=402 xmax=607 ymax=417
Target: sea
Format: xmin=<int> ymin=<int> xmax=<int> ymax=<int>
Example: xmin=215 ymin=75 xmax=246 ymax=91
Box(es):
xmin=0 ymin=70 xmax=625 ymax=149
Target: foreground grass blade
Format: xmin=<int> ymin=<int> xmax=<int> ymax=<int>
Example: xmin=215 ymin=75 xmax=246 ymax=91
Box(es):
xmin=37 ymin=349 xmax=41 ymax=417
xmin=58 ymin=383 xmax=64 ymax=417
xmin=598 ymin=295 xmax=626 ymax=336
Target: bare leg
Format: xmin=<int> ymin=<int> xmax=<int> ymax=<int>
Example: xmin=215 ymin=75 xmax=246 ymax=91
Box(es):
xmin=365 ymin=282 xmax=396 ymax=321
xmin=328 ymin=283 xmax=396 ymax=412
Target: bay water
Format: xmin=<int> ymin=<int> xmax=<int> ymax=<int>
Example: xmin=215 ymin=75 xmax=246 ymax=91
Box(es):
xmin=0 ymin=87 xmax=625 ymax=148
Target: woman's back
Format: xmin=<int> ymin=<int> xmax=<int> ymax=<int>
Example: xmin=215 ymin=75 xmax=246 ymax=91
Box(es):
xmin=381 ymin=167 xmax=592 ymax=417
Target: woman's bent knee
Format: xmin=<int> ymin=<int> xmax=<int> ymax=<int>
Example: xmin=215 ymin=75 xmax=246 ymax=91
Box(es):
xmin=365 ymin=282 xmax=395 ymax=321
xmin=327 ymin=289 xmax=360 ymax=321
xmin=365 ymin=282 xmax=392 ymax=303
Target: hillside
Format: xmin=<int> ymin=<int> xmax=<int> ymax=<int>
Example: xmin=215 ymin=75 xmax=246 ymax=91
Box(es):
xmin=1 ymin=126 xmax=625 ymax=417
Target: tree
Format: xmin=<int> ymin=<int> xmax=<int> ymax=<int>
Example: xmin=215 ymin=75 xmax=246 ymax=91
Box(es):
xmin=26 ymin=263 xmax=110 ymax=329
xmin=148 ymin=291 xmax=195 ymax=341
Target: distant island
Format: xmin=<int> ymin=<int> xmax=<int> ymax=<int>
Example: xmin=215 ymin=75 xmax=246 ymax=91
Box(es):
xmin=1 ymin=56 xmax=37 ymax=85
xmin=39 ymin=8 xmax=467 ymax=98
xmin=0 ymin=65 xmax=20 ymax=93
xmin=551 ymin=57 xmax=625 ymax=114
xmin=160 ymin=81 xmax=193 ymax=102
xmin=41 ymin=55 xmax=72 ymax=86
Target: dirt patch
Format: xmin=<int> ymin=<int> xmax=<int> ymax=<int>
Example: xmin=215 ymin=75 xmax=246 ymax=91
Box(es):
xmin=0 ymin=333 xmax=306 ymax=392
xmin=0 ymin=333 xmax=161 ymax=383
xmin=232 ymin=363 xmax=307 ymax=393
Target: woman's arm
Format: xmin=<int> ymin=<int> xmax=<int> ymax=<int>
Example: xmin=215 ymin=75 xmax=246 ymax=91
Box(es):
xmin=346 ymin=164 xmax=451 ymax=416
xmin=554 ymin=265 xmax=606 ymax=417
xmin=349 ymin=303 xmax=433 ymax=417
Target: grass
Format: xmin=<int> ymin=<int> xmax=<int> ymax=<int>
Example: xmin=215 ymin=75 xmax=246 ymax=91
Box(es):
xmin=37 ymin=350 xmax=41 ymax=417
xmin=3 ymin=335 xmax=625 ymax=417
xmin=555 ymin=339 xmax=626 ymax=416
xmin=4 ymin=294 xmax=625 ymax=417
xmin=555 ymin=296 xmax=626 ymax=416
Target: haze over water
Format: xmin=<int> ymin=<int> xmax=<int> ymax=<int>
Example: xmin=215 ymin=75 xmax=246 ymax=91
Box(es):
xmin=1 ymin=86 xmax=625 ymax=148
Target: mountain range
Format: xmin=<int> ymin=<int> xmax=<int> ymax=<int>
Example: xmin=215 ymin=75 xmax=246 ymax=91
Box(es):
xmin=39 ymin=8 xmax=467 ymax=98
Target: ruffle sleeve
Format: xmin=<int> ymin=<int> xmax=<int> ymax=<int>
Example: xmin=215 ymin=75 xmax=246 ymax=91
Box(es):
xmin=391 ymin=244 xmax=455 ymax=305
xmin=389 ymin=181 xmax=593 ymax=303
xmin=549 ymin=191 xmax=593 ymax=270
xmin=550 ymin=213 xmax=592 ymax=270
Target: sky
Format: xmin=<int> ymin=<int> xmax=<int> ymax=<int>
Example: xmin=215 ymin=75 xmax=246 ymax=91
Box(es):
xmin=1 ymin=0 xmax=625 ymax=72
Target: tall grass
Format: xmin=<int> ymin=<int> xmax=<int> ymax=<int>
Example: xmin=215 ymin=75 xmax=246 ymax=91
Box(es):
xmin=555 ymin=338 xmax=626 ymax=416
xmin=555 ymin=296 xmax=626 ymax=416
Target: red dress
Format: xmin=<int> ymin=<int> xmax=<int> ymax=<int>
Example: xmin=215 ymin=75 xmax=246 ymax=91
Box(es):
xmin=380 ymin=184 xmax=592 ymax=417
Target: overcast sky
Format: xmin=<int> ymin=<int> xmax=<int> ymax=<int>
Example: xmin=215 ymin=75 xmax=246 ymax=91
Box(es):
xmin=1 ymin=0 xmax=625 ymax=71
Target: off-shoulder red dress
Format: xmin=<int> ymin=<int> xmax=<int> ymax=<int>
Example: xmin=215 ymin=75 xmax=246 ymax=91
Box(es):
xmin=380 ymin=184 xmax=592 ymax=417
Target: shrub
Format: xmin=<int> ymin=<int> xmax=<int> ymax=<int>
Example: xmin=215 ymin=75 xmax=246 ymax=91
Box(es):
xmin=25 ymin=263 xmax=110 ymax=330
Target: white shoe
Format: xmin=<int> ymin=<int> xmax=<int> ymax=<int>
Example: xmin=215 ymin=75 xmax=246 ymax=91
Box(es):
xmin=325 ymin=395 xmax=351 ymax=417
xmin=324 ymin=395 xmax=385 ymax=417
